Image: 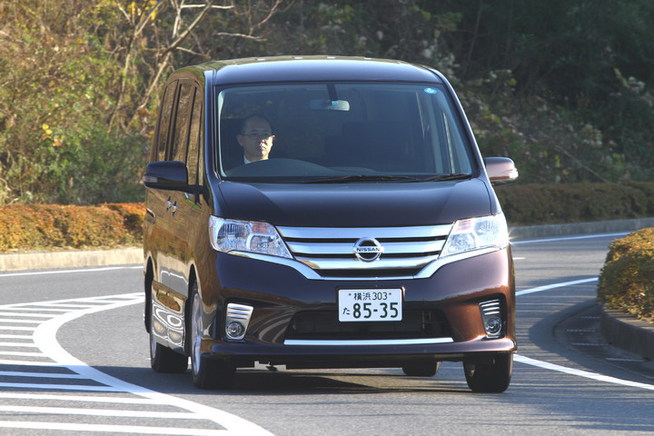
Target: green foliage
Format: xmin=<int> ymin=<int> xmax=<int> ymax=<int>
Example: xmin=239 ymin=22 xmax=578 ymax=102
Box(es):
xmin=1 ymin=0 xmax=654 ymax=205
xmin=495 ymin=182 xmax=654 ymax=225
xmin=0 ymin=0 xmax=146 ymax=204
xmin=598 ymin=228 xmax=654 ymax=322
xmin=431 ymin=0 xmax=654 ymax=181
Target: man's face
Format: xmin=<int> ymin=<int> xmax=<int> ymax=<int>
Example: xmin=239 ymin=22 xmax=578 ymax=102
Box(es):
xmin=237 ymin=117 xmax=275 ymax=162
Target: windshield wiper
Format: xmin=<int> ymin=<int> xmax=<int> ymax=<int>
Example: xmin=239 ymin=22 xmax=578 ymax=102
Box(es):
xmin=422 ymin=173 xmax=472 ymax=182
xmin=305 ymin=175 xmax=423 ymax=184
xmin=306 ymin=173 xmax=472 ymax=183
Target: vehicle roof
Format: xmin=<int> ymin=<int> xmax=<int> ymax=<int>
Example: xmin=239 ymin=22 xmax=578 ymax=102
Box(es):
xmin=174 ymin=56 xmax=444 ymax=85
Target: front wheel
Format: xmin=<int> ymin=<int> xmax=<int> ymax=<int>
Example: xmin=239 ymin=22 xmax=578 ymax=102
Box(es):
xmin=464 ymin=353 xmax=513 ymax=393
xmin=189 ymin=282 xmax=235 ymax=389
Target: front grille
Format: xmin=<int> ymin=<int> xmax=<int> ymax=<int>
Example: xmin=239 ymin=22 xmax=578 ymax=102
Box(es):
xmin=277 ymin=224 xmax=452 ymax=278
xmin=286 ymin=309 xmax=451 ymax=340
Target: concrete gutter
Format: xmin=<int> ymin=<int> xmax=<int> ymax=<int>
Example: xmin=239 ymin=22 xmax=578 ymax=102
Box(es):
xmin=1 ymin=217 xmax=652 ymax=362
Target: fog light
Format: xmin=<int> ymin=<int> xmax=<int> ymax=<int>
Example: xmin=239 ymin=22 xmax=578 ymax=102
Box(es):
xmin=484 ymin=316 xmax=503 ymax=335
xmin=225 ymin=303 xmax=253 ymax=341
xmin=226 ymin=321 xmax=245 ymax=339
xmin=479 ymin=299 xmax=503 ymax=338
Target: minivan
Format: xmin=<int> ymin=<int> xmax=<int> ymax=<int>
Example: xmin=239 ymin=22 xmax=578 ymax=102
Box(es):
xmin=143 ymin=56 xmax=519 ymax=393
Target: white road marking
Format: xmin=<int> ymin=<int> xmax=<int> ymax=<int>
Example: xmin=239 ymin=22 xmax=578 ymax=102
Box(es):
xmin=516 ymin=278 xmax=598 ymax=296
xmin=0 ymin=284 xmax=273 ymax=436
xmin=514 ymin=354 xmax=654 ymax=391
xmin=511 ymin=231 xmax=629 ymax=245
xmin=0 ymin=265 xmax=142 ymax=278
xmin=0 ymin=421 xmax=226 ymax=435
xmin=514 ymin=231 xmax=653 ymax=390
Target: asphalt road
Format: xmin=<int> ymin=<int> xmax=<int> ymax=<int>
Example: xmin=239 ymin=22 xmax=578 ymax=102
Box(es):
xmin=0 ymin=233 xmax=653 ymax=435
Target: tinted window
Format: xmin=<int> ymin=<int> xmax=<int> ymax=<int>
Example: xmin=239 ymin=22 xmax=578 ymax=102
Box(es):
xmin=155 ymin=80 xmax=177 ymax=162
xmin=170 ymin=81 xmax=195 ymax=162
xmin=216 ymin=82 xmax=474 ymax=181
xmin=187 ymin=86 xmax=202 ymax=185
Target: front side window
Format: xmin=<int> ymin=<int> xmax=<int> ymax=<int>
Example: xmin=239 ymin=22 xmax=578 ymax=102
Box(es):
xmin=216 ymin=82 xmax=474 ymax=182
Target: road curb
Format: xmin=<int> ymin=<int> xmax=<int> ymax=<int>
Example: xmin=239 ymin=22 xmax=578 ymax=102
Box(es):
xmin=600 ymin=306 xmax=654 ymax=361
xmin=0 ymin=247 xmax=142 ymax=272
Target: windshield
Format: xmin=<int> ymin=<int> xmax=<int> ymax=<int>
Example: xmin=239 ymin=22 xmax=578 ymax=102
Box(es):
xmin=216 ymin=82 xmax=474 ymax=182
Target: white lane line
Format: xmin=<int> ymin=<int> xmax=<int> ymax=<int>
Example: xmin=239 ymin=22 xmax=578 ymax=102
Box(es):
xmin=0 ymin=312 xmax=54 ymax=318
xmin=31 ymin=293 xmax=274 ymax=436
xmin=515 ymin=354 xmax=654 ymax=391
xmin=0 ymin=382 xmax=121 ymax=391
xmin=0 ymin=392 xmax=167 ymax=405
xmin=0 ymin=351 xmax=47 ymax=357
xmin=511 ymin=231 xmax=629 ymax=245
xmin=516 ymin=278 xmax=598 ymax=296
xmin=0 ymin=318 xmax=42 ymax=323
xmin=0 ymin=342 xmax=38 ymax=347
xmin=0 ymin=421 xmax=226 ymax=435
xmin=517 ymin=277 xmax=654 ymax=390
xmin=0 ymin=405 xmax=202 ymax=420
xmin=0 ymin=371 xmax=87 ymax=379
xmin=0 ymin=265 xmax=142 ymax=278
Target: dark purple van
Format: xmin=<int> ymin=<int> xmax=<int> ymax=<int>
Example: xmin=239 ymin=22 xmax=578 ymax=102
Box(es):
xmin=143 ymin=56 xmax=519 ymax=392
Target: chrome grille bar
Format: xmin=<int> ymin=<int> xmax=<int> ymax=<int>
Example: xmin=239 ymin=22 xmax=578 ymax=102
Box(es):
xmin=277 ymin=224 xmax=452 ymax=277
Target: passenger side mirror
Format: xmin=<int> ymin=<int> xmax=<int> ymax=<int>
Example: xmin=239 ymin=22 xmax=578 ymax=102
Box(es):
xmin=143 ymin=161 xmax=192 ymax=192
xmin=484 ymin=157 xmax=519 ymax=184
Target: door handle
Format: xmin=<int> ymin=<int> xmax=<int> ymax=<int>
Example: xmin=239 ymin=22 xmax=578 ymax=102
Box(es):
xmin=166 ymin=199 xmax=178 ymax=215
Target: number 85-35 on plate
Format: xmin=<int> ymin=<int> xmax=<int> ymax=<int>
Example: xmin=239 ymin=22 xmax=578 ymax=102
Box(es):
xmin=338 ymin=289 xmax=403 ymax=322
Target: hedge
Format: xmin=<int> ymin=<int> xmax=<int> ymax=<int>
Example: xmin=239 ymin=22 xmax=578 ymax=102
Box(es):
xmin=597 ymin=228 xmax=654 ymax=323
xmin=2 ymin=182 xmax=654 ymax=252
xmin=0 ymin=203 xmax=144 ymax=251
xmin=495 ymin=182 xmax=654 ymax=225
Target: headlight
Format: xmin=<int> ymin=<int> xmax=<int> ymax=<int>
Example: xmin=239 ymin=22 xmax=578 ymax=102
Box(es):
xmin=441 ymin=214 xmax=509 ymax=257
xmin=208 ymin=216 xmax=292 ymax=259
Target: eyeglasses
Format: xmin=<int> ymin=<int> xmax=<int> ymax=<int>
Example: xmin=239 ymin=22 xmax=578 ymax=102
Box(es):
xmin=241 ymin=132 xmax=273 ymax=139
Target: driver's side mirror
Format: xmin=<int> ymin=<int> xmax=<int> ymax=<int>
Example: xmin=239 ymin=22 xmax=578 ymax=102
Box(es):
xmin=484 ymin=157 xmax=519 ymax=184
xmin=143 ymin=161 xmax=192 ymax=192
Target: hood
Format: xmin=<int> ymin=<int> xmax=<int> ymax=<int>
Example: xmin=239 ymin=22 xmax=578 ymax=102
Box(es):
xmin=215 ymin=179 xmax=493 ymax=227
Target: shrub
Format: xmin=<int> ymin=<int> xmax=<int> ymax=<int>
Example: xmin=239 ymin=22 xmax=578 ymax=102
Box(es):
xmin=495 ymin=182 xmax=654 ymax=225
xmin=598 ymin=228 xmax=654 ymax=322
xmin=0 ymin=203 xmax=144 ymax=251
xmin=102 ymin=202 xmax=145 ymax=243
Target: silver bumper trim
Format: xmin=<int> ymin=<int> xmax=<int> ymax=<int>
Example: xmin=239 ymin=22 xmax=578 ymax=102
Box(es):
xmin=283 ymin=337 xmax=454 ymax=346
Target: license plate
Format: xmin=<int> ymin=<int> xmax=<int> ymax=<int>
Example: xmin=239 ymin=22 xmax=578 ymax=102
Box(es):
xmin=338 ymin=289 xmax=403 ymax=322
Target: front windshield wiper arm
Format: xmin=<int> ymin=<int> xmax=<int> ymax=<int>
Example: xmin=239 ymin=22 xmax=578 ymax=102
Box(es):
xmin=305 ymin=175 xmax=423 ymax=184
xmin=422 ymin=173 xmax=472 ymax=182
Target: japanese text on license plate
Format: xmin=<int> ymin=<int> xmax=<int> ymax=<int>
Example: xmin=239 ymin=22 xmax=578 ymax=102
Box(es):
xmin=338 ymin=289 xmax=403 ymax=322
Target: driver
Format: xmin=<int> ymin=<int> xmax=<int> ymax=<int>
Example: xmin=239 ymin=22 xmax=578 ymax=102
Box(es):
xmin=236 ymin=115 xmax=275 ymax=164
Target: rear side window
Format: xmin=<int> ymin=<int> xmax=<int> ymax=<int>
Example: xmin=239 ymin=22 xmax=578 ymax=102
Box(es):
xmin=187 ymin=86 xmax=202 ymax=185
xmin=154 ymin=80 xmax=177 ymax=162
xmin=170 ymin=81 xmax=195 ymax=162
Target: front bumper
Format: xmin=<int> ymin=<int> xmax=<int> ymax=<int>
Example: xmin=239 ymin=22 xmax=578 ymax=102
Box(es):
xmin=199 ymin=247 xmax=516 ymax=368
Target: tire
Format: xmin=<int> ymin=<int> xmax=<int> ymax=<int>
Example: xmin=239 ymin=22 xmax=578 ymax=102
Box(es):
xmin=148 ymin=278 xmax=188 ymax=373
xmin=402 ymin=359 xmax=441 ymax=377
xmin=189 ymin=282 xmax=235 ymax=389
xmin=464 ymin=353 xmax=513 ymax=393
